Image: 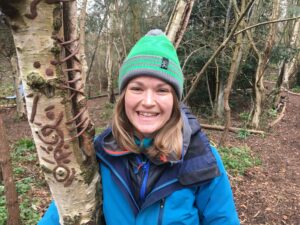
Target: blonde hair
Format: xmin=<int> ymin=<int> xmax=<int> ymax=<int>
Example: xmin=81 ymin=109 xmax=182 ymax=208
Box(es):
xmin=112 ymin=89 xmax=183 ymax=161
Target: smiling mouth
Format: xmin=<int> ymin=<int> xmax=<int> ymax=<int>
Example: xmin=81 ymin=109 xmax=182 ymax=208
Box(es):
xmin=137 ymin=111 xmax=159 ymax=117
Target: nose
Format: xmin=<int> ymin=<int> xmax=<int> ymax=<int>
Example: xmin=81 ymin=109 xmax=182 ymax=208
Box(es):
xmin=142 ymin=90 xmax=155 ymax=106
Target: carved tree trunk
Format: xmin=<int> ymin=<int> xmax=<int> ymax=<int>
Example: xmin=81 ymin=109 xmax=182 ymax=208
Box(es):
xmin=165 ymin=0 xmax=195 ymax=48
xmin=0 ymin=115 xmax=21 ymax=225
xmin=2 ymin=1 xmax=101 ymax=224
xmin=252 ymin=0 xmax=280 ymax=128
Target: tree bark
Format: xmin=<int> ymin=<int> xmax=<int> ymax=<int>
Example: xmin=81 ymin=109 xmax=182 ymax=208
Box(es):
xmin=79 ymin=0 xmax=89 ymax=87
xmin=0 ymin=115 xmax=21 ymax=225
xmin=3 ymin=1 xmax=101 ymax=224
xmin=165 ymin=0 xmax=195 ymax=49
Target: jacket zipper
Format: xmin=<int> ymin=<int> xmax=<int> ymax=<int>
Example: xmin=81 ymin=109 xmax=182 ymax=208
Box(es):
xmin=140 ymin=161 xmax=150 ymax=202
xmin=136 ymin=156 xmax=150 ymax=202
xmin=158 ymin=198 xmax=165 ymax=225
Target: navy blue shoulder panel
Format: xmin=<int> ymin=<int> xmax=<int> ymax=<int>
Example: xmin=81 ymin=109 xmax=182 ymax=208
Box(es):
xmin=94 ymin=127 xmax=112 ymax=154
xmin=178 ymin=104 xmax=220 ymax=185
xmin=180 ymin=103 xmax=201 ymax=135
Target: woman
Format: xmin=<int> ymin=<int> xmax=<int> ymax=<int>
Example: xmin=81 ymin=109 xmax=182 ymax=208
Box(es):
xmin=39 ymin=29 xmax=240 ymax=225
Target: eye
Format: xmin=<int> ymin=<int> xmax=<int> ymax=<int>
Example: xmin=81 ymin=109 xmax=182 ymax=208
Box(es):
xmin=157 ymin=87 xmax=171 ymax=94
xmin=129 ymin=86 xmax=143 ymax=92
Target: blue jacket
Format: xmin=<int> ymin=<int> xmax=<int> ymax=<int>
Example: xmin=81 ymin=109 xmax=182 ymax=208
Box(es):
xmin=38 ymin=106 xmax=240 ymax=225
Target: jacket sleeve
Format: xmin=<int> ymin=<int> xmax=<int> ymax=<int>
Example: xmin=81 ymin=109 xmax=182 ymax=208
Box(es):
xmin=196 ymin=146 xmax=240 ymax=225
xmin=37 ymin=200 xmax=60 ymax=225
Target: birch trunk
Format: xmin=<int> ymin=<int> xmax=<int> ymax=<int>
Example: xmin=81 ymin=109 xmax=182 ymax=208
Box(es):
xmin=3 ymin=1 xmax=101 ymax=224
xmin=165 ymin=0 xmax=195 ymax=48
xmin=0 ymin=115 xmax=21 ymax=225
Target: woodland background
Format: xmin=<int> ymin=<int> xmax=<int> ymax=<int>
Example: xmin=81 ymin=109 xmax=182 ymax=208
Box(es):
xmin=0 ymin=0 xmax=299 ymax=224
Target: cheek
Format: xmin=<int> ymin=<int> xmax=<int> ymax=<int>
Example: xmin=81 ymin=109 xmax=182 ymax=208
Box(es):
xmin=124 ymin=93 xmax=136 ymax=117
xmin=163 ymin=96 xmax=174 ymax=119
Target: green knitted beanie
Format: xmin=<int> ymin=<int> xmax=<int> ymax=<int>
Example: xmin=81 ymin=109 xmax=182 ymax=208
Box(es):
xmin=119 ymin=29 xmax=184 ymax=99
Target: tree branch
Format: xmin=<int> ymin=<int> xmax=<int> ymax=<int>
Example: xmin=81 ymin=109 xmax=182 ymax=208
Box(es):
xmin=234 ymin=15 xmax=300 ymax=35
xmin=201 ymin=123 xmax=264 ymax=134
xmin=267 ymin=101 xmax=286 ymax=128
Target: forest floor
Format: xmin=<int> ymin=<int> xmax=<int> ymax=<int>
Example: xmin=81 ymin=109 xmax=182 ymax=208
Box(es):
xmin=0 ymin=89 xmax=299 ymax=224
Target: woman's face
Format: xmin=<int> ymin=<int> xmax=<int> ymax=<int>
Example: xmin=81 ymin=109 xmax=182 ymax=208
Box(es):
xmin=124 ymin=76 xmax=174 ymax=138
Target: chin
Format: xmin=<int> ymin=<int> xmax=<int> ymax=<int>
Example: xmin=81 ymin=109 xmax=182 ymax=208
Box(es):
xmin=137 ymin=128 xmax=158 ymax=138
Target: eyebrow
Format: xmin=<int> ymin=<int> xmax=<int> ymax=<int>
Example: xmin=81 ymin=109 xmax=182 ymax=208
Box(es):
xmin=129 ymin=81 xmax=170 ymax=87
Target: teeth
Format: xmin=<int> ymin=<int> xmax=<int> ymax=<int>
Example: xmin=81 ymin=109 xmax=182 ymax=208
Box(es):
xmin=139 ymin=112 xmax=158 ymax=117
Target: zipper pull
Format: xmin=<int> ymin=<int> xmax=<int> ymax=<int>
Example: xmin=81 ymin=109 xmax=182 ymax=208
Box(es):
xmin=158 ymin=198 xmax=165 ymax=225
xmin=160 ymin=198 xmax=165 ymax=208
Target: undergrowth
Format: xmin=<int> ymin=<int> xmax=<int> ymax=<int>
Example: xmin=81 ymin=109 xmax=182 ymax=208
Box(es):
xmin=99 ymin=102 xmax=114 ymax=120
xmin=0 ymin=138 xmax=44 ymax=225
xmin=218 ymin=146 xmax=261 ymax=175
xmin=0 ymin=83 xmax=14 ymax=105
xmin=291 ymin=85 xmax=300 ymax=93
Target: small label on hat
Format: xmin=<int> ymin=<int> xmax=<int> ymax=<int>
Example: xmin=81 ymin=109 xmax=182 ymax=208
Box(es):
xmin=161 ymin=57 xmax=169 ymax=70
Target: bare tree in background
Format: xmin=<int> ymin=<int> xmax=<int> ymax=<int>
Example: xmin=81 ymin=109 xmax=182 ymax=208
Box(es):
xmin=0 ymin=16 xmax=25 ymax=117
xmin=251 ymin=0 xmax=280 ymax=128
xmin=219 ymin=0 xmax=246 ymax=146
xmin=165 ymin=0 xmax=195 ymax=49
